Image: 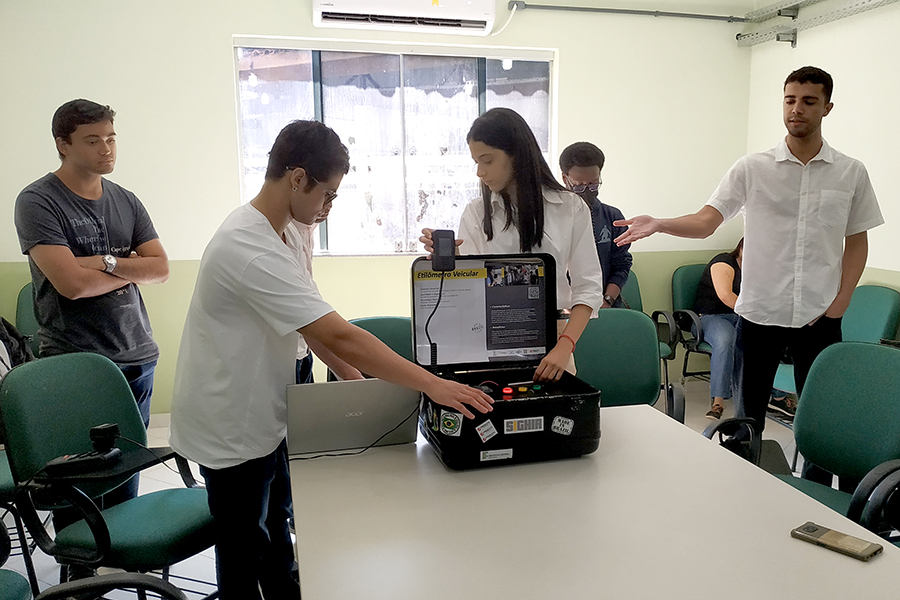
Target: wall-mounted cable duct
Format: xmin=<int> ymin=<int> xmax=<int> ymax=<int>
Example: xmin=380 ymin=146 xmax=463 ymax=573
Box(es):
xmin=737 ymin=0 xmax=900 ymax=46
xmin=744 ymin=0 xmax=829 ymax=23
xmin=505 ymin=1 xmax=748 ymax=23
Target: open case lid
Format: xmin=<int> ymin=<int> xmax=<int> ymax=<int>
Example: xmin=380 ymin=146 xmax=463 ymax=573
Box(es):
xmin=411 ymin=253 xmax=557 ymax=371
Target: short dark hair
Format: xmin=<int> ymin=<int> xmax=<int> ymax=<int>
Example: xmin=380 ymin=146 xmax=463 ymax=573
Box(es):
xmin=265 ymin=120 xmax=350 ymax=189
xmin=784 ymin=66 xmax=833 ymax=103
xmin=52 ymin=99 xmax=116 ymax=158
xmin=559 ymin=142 xmax=605 ymax=174
xmin=467 ymin=107 xmax=565 ymax=252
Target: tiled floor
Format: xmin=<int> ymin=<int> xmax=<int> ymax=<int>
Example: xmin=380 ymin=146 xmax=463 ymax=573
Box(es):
xmin=3 ymin=381 xmax=800 ymax=597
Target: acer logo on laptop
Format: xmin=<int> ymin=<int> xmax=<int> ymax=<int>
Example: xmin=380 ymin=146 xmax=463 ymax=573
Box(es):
xmin=345 ymin=411 xmax=365 ymax=417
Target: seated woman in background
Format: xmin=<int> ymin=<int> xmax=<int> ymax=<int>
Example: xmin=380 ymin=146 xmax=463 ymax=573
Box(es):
xmin=693 ymin=238 xmax=744 ymax=420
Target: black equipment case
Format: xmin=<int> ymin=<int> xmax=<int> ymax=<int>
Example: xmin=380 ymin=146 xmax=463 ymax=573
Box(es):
xmin=411 ymin=253 xmax=601 ymax=470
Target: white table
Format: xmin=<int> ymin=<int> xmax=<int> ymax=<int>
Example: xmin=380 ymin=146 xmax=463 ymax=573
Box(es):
xmin=290 ymin=405 xmax=900 ymax=599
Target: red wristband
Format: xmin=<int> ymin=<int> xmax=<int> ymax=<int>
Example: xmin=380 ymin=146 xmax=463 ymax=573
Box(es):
xmin=558 ymin=333 xmax=576 ymax=352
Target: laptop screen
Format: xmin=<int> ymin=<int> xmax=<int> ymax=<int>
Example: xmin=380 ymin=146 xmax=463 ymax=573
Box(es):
xmin=411 ymin=254 xmax=557 ymax=368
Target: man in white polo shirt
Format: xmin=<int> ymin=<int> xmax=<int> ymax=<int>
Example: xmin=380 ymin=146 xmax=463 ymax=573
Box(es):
xmin=613 ymin=66 xmax=883 ymax=458
xmin=170 ymin=120 xmax=493 ymax=600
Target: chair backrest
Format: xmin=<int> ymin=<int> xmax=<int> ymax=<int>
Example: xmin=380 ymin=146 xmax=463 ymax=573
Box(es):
xmin=842 ymin=285 xmax=900 ymax=343
xmin=573 ymin=309 xmax=661 ymax=407
xmin=671 ymin=263 xmax=707 ymax=312
xmin=0 ymin=353 xmax=146 ymax=497
xmin=619 ymin=271 xmax=642 ymax=312
xmin=350 ymin=316 xmax=413 ymax=361
xmin=794 ymin=342 xmax=900 ymax=481
xmin=15 ymin=283 xmax=40 ymax=358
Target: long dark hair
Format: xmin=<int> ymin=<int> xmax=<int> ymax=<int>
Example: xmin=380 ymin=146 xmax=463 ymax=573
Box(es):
xmin=467 ymin=108 xmax=565 ymax=252
xmin=729 ymin=237 xmax=744 ymax=261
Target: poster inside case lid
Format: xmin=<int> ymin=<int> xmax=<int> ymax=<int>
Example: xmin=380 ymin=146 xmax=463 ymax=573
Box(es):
xmin=411 ymin=253 xmax=557 ymax=370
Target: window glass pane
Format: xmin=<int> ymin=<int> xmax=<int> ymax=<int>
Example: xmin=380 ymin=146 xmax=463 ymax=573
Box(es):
xmin=321 ymin=52 xmax=404 ymax=254
xmin=486 ymin=59 xmax=551 ymax=153
xmin=402 ymin=55 xmax=481 ymax=251
xmin=236 ymin=48 xmax=314 ymax=203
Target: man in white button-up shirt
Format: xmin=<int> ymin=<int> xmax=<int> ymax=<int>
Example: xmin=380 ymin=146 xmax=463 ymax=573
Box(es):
xmin=613 ymin=66 xmax=883 ymax=460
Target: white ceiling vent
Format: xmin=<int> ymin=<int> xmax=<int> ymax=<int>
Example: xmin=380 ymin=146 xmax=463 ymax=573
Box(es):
xmin=313 ymin=0 xmax=496 ymax=36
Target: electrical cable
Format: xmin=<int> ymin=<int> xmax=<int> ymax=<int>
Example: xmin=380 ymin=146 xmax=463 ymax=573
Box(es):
xmin=288 ymin=404 xmax=420 ymax=461
xmin=490 ymin=2 xmax=518 ymax=36
xmin=424 ymin=270 xmax=447 ymax=366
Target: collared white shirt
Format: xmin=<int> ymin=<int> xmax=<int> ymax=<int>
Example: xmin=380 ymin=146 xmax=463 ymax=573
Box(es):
xmin=457 ymin=187 xmax=605 ymax=312
xmin=707 ymin=139 xmax=883 ymax=328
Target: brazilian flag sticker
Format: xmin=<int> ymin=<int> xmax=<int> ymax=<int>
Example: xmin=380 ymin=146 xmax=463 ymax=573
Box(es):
xmin=440 ymin=410 xmax=462 ymax=437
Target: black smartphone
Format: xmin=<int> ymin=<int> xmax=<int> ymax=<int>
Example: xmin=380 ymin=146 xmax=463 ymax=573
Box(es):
xmin=432 ymin=229 xmax=456 ymax=272
xmin=791 ymin=521 xmax=884 ymax=561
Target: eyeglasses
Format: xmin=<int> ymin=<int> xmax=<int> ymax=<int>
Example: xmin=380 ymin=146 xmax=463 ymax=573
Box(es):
xmin=286 ymin=167 xmax=339 ymax=203
xmin=571 ymin=181 xmax=601 ymax=194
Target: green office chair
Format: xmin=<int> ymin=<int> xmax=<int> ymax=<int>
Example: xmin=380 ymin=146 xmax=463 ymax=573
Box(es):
xmin=616 ymin=272 xmax=684 ymax=421
xmin=573 ymin=309 xmax=684 ymax=420
xmin=1 ymin=524 xmax=188 ymax=600
xmin=0 ymin=353 xmax=217 ymax=597
xmin=327 ymin=316 xmax=413 ymax=381
xmin=14 ymin=284 xmax=40 ymax=359
xmin=774 ymin=343 xmax=900 ymax=528
xmin=670 ymin=263 xmax=713 ymax=382
xmin=772 ymin=285 xmax=900 ymax=395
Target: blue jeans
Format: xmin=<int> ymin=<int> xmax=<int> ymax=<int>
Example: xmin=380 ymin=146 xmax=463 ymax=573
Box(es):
xmin=199 ymin=440 xmax=300 ymax=600
xmin=699 ymin=314 xmax=743 ymax=415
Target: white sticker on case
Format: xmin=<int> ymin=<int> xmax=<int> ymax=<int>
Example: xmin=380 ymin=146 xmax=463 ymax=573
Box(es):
xmin=476 ymin=419 xmax=498 ymax=443
xmin=551 ymin=416 xmax=575 ymax=436
xmin=480 ymin=449 xmax=513 ymax=461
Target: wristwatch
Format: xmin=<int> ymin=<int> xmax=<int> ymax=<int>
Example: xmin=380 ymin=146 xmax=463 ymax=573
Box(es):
xmin=102 ymin=254 xmax=118 ymax=274
xmin=604 ymin=294 xmax=615 ymax=306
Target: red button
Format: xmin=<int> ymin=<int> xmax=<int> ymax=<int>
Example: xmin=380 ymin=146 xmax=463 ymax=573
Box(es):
xmin=502 ymin=387 xmax=513 ymax=395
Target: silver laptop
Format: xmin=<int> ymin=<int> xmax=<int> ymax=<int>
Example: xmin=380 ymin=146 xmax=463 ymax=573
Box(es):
xmin=287 ymin=378 xmax=421 ymax=456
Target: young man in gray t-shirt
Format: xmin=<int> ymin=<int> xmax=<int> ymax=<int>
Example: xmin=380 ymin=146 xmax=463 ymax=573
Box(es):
xmin=14 ymin=99 xmax=169 ymax=427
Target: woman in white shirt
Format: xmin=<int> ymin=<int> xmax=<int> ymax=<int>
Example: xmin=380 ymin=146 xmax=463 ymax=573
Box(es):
xmin=423 ymin=108 xmax=604 ymax=381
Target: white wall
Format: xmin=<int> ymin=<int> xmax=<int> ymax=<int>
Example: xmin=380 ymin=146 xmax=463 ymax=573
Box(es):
xmin=746 ymin=2 xmax=900 ymax=271
xmin=0 ymin=0 xmax=750 ymax=262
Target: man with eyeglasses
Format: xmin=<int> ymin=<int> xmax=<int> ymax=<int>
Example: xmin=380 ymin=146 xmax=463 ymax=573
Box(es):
xmin=560 ymin=142 xmax=633 ymax=308
xmin=170 ymin=120 xmax=493 ymax=600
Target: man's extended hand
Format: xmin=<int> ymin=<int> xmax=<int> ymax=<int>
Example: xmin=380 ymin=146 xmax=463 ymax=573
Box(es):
xmin=613 ymin=215 xmax=660 ymax=246
xmin=422 ymin=377 xmax=493 ymax=419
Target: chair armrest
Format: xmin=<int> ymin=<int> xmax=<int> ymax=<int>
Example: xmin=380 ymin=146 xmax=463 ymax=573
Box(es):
xmin=673 ymin=309 xmax=703 ymax=345
xmin=173 ymin=453 xmax=204 ymax=489
xmin=702 ymin=417 xmax=761 ymax=465
xmin=650 ymin=310 xmax=679 ymax=354
xmin=859 ymin=468 xmax=900 ymax=536
xmin=847 ymin=458 xmax=900 ymax=524
xmin=35 ymin=572 xmax=188 ymax=600
xmin=17 ymin=481 xmax=110 ymax=566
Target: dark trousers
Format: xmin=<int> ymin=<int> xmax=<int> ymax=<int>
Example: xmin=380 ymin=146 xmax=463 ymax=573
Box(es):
xmin=199 ymin=439 xmax=300 ymax=600
xmin=741 ymin=316 xmax=847 ymax=487
xmin=295 ymin=352 xmax=314 ymax=385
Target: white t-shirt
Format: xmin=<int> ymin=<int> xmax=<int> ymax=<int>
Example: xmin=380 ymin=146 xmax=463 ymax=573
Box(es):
xmin=457 ymin=187 xmax=604 ymax=312
xmin=292 ymin=221 xmax=318 ymax=360
xmin=170 ymin=204 xmax=334 ymax=469
xmin=707 ymin=139 xmax=883 ymax=328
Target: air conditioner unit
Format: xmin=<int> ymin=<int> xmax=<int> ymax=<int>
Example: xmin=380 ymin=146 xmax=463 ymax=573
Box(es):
xmin=313 ymin=0 xmax=496 ymax=37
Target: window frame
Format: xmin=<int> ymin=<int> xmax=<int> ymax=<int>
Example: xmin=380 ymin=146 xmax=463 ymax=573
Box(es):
xmin=233 ymin=36 xmax=558 ymax=257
